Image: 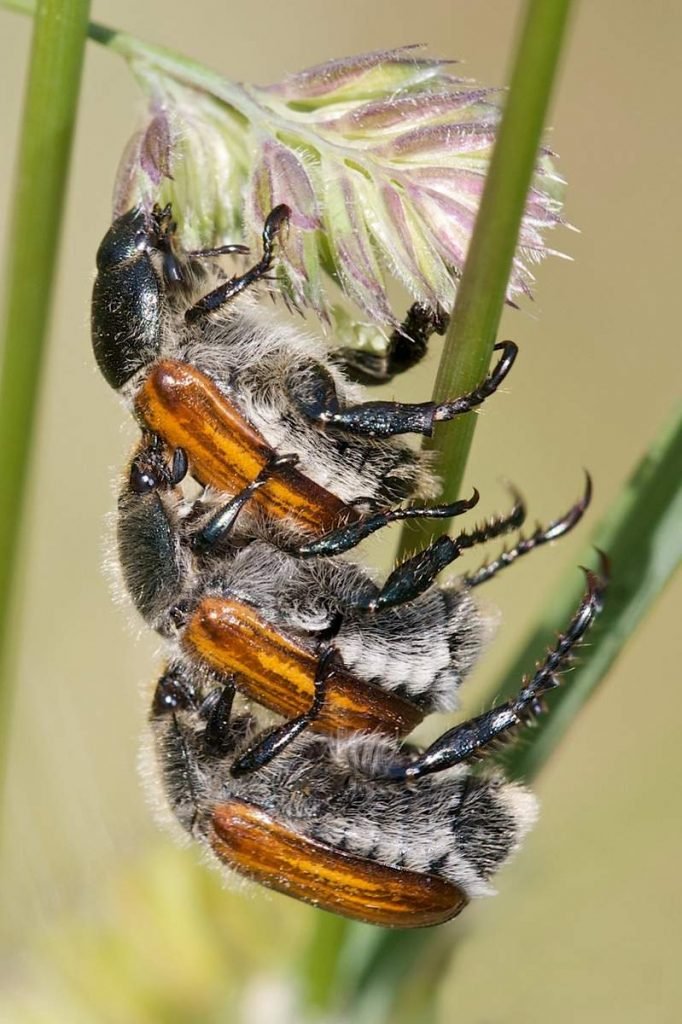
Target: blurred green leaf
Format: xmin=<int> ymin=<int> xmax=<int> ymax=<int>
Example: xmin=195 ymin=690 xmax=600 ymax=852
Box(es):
xmin=502 ymin=407 xmax=682 ymax=779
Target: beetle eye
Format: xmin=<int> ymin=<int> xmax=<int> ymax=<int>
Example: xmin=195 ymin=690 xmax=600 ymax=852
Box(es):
xmin=152 ymin=671 xmax=196 ymax=716
xmin=134 ymin=229 xmax=149 ymax=251
xmin=130 ymin=463 xmax=158 ymax=494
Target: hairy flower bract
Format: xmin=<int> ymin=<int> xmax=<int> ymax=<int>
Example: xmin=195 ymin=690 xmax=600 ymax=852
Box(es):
xmin=115 ymin=46 xmax=566 ymax=330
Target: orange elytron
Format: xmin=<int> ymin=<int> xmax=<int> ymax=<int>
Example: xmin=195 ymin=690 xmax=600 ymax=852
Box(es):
xmin=184 ymin=596 xmax=423 ymax=736
xmin=210 ymin=800 xmax=467 ymax=927
xmin=136 ymin=360 xmax=358 ymax=536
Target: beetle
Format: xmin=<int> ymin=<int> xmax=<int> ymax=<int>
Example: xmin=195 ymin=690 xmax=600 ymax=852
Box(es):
xmin=92 ymin=203 xmax=518 ymax=541
xmin=117 ymin=438 xmax=591 ymax=745
xmin=145 ymin=561 xmax=605 ymax=926
xmin=93 ymin=201 xmax=605 ymax=926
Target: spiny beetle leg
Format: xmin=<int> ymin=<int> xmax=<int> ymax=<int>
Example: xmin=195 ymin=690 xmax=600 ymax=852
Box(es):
xmin=349 ymin=491 xmax=526 ymax=613
xmin=465 ymin=473 xmax=593 ymax=589
xmin=291 ymin=489 xmax=480 ymax=559
xmin=384 ymin=559 xmax=607 ymax=780
xmin=293 ymin=341 xmax=517 ymax=439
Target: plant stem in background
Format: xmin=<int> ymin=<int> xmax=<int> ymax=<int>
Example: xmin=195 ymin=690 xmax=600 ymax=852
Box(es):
xmin=3 ymin=5 xmax=678 ymax=1022
xmin=299 ymin=912 xmax=354 ymax=1012
xmin=0 ymin=0 xmax=91 ymax=780
xmin=397 ymin=0 xmax=573 ymax=560
xmin=304 ymin=1 xmax=575 ymax=1015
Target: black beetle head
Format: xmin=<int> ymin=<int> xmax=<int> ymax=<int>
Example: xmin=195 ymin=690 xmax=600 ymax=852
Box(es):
xmin=129 ymin=443 xmax=188 ymax=495
xmin=95 ymin=205 xmax=182 ymax=273
xmin=92 ymin=206 xmax=182 ymax=391
xmin=95 ymin=207 xmax=150 ymax=271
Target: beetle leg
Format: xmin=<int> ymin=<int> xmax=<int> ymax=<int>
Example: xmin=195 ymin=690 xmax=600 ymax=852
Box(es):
xmin=344 ymin=492 xmax=526 ymax=612
xmin=170 ymin=446 xmax=189 ymax=486
xmin=187 ymin=243 xmax=250 ymax=258
xmin=290 ymin=488 xmax=480 ymax=559
xmin=289 ymin=341 xmax=517 ymax=439
xmin=463 ymin=473 xmax=592 ymax=589
xmin=191 ymin=453 xmax=299 ymax=551
xmin=201 ymin=681 xmax=238 ymax=757
xmin=383 ymin=562 xmax=607 ymax=780
xmin=229 ymin=648 xmax=338 ymax=777
xmin=186 ymin=205 xmax=290 ymax=322
xmin=332 ymin=303 xmax=449 ymax=385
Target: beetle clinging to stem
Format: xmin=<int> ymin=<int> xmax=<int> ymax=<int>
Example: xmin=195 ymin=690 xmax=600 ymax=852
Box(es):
xmin=93 ymin=195 xmax=606 ymax=925
xmin=92 ymin=203 xmax=519 ymax=540
xmin=145 ymin=559 xmax=606 ymax=927
xmin=117 ymin=436 xmax=592 ymax=748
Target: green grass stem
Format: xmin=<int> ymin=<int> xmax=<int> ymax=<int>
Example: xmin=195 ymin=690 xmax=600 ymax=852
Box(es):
xmin=397 ymin=0 xmax=573 ymax=558
xmin=301 ymin=0 xmax=575 ymax=1014
xmin=0 ymin=0 xmax=91 ymax=784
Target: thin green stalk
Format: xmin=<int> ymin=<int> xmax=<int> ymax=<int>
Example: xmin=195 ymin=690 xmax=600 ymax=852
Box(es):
xmin=299 ymin=912 xmax=351 ymax=1011
xmin=0 ymin=0 xmax=91 ymax=777
xmin=300 ymin=2 xmax=576 ymax=1013
xmin=397 ymin=0 xmax=573 ymax=559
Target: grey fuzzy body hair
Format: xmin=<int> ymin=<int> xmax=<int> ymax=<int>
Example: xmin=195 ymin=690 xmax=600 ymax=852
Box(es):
xmin=117 ymin=478 xmax=489 ymax=713
xmin=149 ymin=682 xmax=538 ymax=900
xmin=119 ymin=254 xmax=438 ymax=509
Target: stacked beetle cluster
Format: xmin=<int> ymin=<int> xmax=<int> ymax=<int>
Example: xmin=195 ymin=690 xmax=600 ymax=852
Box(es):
xmin=92 ymin=202 xmax=605 ymax=927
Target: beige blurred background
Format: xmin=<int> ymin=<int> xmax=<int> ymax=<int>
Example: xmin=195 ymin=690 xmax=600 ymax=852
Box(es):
xmin=0 ymin=1 xmax=680 ymax=1021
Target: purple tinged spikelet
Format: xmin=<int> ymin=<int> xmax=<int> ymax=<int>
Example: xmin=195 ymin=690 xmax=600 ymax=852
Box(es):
xmin=114 ymin=46 xmax=567 ymax=328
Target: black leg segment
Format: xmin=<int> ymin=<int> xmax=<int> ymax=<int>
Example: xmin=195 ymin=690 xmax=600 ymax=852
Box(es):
xmin=348 ymin=491 xmax=527 ymax=612
xmin=384 ymin=558 xmax=607 ymax=780
xmin=186 ymin=205 xmax=290 ymax=322
xmin=292 ymin=341 xmax=518 ymax=439
xmin=464 ymin=473 xmax=592 ymax=589
xmin=333 ymin=303 xmax=449 ymax=384
xmin=201 ymin=681 xmax=237 ymax=757
xmin=291 ymin=488 xmax=480 ymax=559
xmin=188 ymin=243 xmax=250 ymax=258
xmin=191 ymin=453 xmax=299 ymax=552
xmin=229 ymin=648 xmax=338 ymax=777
